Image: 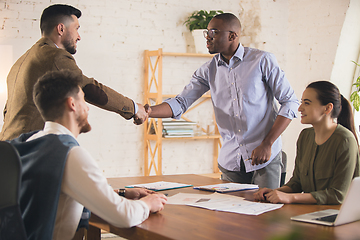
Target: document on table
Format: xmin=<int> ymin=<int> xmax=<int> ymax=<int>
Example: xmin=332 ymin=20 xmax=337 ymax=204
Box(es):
xmin=166 ymin=193 xmax=217 ymax=205
xmin=167 ymin=192 xmax=283 ymax=215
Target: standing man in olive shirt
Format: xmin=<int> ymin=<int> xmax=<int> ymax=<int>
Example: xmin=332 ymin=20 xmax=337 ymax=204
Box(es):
xmin=0 ymin=4 xmax=147 ymax=141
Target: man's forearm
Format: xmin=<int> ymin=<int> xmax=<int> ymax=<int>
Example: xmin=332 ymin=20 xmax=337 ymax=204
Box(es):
xmin=148 ymin=102 xmax=173 ymax=118
xmin=262 ymin=115 xmax=292 ymax=146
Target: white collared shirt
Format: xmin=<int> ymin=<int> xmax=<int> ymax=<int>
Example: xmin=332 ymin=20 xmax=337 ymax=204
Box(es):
xmin=28 ymin=122 xmax=149 ymax=240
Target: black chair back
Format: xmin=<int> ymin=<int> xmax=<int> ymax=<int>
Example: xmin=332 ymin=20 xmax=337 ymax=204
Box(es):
xmin=0 ymin=141 xmax=27 ymax=240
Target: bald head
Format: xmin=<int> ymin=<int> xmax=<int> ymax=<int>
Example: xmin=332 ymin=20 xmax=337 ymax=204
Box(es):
xmin=212 ymin=13 xmax=241 ymax=34
xmin=206 ymin=13 xmax=241 ymax=60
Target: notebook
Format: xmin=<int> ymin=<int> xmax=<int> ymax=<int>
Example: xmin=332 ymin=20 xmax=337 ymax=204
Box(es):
xmin=125 ymin=181 xmax=192 ymax=191
xmin=290 ymin=177 xmax=360 ymax=226
xmin=193 ymin=183 xmax=258 ymax=193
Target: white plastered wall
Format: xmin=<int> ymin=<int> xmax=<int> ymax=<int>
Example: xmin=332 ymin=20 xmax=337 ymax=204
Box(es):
xmin=0 ymin=0 xmax=353 ymax=179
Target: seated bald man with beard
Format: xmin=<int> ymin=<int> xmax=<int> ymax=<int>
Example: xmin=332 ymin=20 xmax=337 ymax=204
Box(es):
xmin=8 ymin=70 xmax=167 ymax=240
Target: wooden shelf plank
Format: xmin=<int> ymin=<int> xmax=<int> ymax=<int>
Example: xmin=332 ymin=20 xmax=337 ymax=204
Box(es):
xmin=162 ymin=134 xmax=221 ymax=140
xmin=145 ymin=134 xmax=221 ymax=140
xmin=147 ymin=94 xmax=211 ymax=99
xmin=162 ymin=52 xmax=215 ymax=58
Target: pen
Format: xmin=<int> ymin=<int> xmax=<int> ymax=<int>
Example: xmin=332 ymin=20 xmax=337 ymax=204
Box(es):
xmin=244 ymin=158 xmax=252 ymax=161
xmin=197 ymin=187 xmax=217 ymax=192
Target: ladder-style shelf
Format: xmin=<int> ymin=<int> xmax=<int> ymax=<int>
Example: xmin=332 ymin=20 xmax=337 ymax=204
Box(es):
xmin=143 ymin=48 xmax=222 ymax=176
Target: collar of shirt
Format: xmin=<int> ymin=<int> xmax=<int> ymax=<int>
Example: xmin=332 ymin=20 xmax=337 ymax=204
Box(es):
xmin=27 ymin=121 xmax=76 ymax=142
xmin=216 ymin=43 xmax=244 ymax=69
xmin=42 ymin=37 xmax=59 ymax=48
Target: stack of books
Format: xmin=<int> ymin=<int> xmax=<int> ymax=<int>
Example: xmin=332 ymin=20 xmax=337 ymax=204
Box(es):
xmin=162 ymin=120 xmax=197 ymax=138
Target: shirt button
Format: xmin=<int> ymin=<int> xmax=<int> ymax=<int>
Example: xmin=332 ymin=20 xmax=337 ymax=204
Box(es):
xmin=238 ymin=129 xmax=241 ymax=132
xmin=240 ymin=144 xmax=243 ymax=147
xmin=234 ymin=98 xmax=236 ymax=101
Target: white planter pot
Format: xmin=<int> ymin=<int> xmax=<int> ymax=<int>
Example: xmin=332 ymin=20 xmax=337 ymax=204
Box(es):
xmin=191 ymin=29 xmax=208 ymax=54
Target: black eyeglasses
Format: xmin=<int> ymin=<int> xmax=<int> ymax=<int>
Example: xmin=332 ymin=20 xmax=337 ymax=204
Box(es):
xmin=203 ymin=29 xmax=237 ymax=38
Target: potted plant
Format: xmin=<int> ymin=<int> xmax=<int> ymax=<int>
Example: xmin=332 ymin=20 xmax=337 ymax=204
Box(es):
xmin=350 ymin=61 xmax=360 ymax=111
xmin=184 ymin=10 xmax=223 ymax=54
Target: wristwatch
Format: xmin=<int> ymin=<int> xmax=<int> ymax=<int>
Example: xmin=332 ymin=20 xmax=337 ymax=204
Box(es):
xmin=118 ymin=189 xmax=126 ymax=197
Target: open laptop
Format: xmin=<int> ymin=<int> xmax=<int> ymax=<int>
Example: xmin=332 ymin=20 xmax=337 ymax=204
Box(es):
xmin=290 ymin=177 xmax=360 ymax=226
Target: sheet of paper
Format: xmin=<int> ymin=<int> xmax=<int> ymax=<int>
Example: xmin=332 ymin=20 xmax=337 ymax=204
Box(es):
xmin=167 ymin=192 xmax=283 ymax=215
xmin=125 ymin=181 xmax=192 ymax=191
xmin=188 ymin=193 xmax=283 ymax=215
xmin=166 ymin=193 xmax=217 ymax=205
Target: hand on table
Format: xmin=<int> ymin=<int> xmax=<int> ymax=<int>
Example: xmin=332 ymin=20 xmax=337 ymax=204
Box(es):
xmin=253 ymin=188 xmax=272 ymax=202
xmin=254 ymin=188 xmax=292 ymax=204
xmin=124 ymin=188 xmax=155 ymax=200
xmin=140 ymin=193 xmax=167 ymax=213
xmin=264 ymin=190 xmax=293 ymax=204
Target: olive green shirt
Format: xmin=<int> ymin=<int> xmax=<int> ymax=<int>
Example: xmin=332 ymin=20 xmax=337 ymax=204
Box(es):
xmin=285 ymin=124 xmax=359 ymax=204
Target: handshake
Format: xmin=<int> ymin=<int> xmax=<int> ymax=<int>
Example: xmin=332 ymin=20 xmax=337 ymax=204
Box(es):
xmin=133 ymin=103 xmax=152 ymax=125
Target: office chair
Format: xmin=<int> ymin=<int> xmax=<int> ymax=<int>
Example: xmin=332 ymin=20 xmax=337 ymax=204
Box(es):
xmin=0 ymin=141 xmax=27 ymax=240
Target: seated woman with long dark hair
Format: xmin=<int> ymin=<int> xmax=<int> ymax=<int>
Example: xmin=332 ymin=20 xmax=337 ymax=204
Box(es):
xmin=254 ymin=81 xmax=359 ymax=204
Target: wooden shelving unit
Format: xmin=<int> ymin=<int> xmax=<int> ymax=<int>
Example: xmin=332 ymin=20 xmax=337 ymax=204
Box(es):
xmin=143 ymin=48 xmax=222 ymax=176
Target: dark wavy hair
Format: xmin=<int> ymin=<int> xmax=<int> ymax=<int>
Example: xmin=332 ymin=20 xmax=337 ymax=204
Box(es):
xmin=307 ymin=81 xmax=358 ymax=145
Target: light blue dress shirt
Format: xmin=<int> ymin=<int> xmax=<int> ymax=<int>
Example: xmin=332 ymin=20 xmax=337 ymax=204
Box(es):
xmin=166 ymin=44 xmax=299 ymax=172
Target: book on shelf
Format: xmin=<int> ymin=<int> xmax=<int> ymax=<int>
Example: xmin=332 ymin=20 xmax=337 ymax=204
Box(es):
xmin=148 ymin=119 xmax=201 ymax=137
xmin=162 ymin=125 xmax=196 ymax=130
xmin=162 ymin=129 xmax=195 ymax=137
xmin=161 ymin=119 xmax=197 ymax=138
xmin=162 ymin=120 xmax=197 ymax=126
xmin=163 ymin=133 xmax=194 ymax=138
xmin=164 ymin=129 xmax=194 ymax=134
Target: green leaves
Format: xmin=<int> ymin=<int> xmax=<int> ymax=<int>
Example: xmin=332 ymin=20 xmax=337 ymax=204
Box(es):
xmin=184 ymin=10 xmax=224 ymax=31
xmin=350 ymin=90 xmax=360 ymax=111
xmin=350 ymin=61 xmax=360 ymax=111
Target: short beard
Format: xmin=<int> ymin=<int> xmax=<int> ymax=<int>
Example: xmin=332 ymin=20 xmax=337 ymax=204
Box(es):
xmin=77 ymin=113 xmax=91 ymax=134
xmin=80 ymin=122 xmax=91 ymax=134
xmin=63 ymin=37 xmax=76 ymax=54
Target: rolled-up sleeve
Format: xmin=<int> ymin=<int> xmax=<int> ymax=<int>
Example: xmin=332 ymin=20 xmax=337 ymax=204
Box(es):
xmin=63 ymin=147 xmax=150 ymax=228
xmin=261 ymin=52 xmax=299 ymax=120
xmin=165 ymin=66 xmax=210 ymax=119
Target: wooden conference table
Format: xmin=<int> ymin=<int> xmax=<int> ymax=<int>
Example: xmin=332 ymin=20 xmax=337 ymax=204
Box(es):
xmin=87 ymin=174 xmax=360 ymax=240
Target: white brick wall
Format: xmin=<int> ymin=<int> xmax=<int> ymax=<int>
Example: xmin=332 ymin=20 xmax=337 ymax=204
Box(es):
xmin=0 ymin=0 xmax=351 ymax=179
xmin=283 ymin=0 xmax=350 ymax=180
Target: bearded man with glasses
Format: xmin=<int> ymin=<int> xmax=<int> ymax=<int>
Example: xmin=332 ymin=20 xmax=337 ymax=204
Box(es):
xmin=146 ymin=13 xmax=299 ymax=189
